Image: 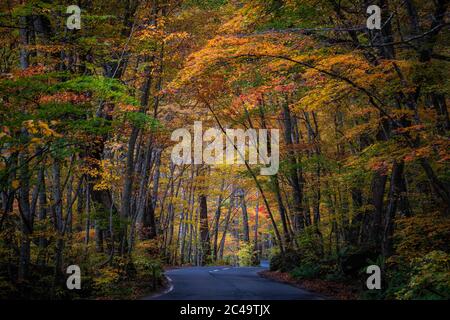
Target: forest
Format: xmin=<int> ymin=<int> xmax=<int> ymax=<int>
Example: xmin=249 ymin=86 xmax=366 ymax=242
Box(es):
xmin=0 ymin=0 xmax=449 ymax=300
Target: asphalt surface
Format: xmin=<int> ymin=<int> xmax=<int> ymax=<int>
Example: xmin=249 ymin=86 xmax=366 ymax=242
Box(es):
xmin=146 ymin=264 xmax=322 ymax=300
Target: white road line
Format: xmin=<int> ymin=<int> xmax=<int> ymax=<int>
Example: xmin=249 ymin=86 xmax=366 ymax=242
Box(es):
xmin=142 ymin=275 xmax=173 ymax=300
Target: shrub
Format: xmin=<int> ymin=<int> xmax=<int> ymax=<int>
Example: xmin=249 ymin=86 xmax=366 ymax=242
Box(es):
xmin=395 ymin=250 xmax=450 ymax=300
xmin=395 ymin=213 xmax=450 ymax=259
xmin=270 ymin=249 xmax=303 ymax=272
xmin=291 ymin=263 xmax=321 ymax=279
xmin=237 ymin=243 xmax=258 ymax=267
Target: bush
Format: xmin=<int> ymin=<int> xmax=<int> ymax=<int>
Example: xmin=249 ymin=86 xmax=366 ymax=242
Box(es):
xmin=237 ymin=243 xmax=258 ymax=267
xmin=291 ymin=263 xmax=321 ymax=279
xmin=395 ymin=250 xmax=450 ymax=300
xmin=395 ymin=213 xmax=450 ymax=259
xmin=270 ymin=249 xmax=303 ymax=272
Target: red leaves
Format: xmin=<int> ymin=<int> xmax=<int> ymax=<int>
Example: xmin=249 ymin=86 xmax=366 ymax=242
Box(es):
xmin=274 ymin=82 xmax=296 ymax=93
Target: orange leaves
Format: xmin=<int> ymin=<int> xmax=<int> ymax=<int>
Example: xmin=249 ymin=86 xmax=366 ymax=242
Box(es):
xmin=117 ymin=102 xmax=139 ymax=113
xmin=39 ymin=92 xmax=89 ymax=104
xmin=368 ymin=160 xmax=389 ymax=174
xmin=13 ymin=65 xmax=47 ymax=78
xmin=404 ymin=140 xmax=449 ymax=164
xmin=172 ymin=34 xmax=292 ymax=89
xmin=135 ymin=25 xmax=160 ymax=41
xmin=343 ymin=122 xmax=374 ymax=141
xmin=164 ymin=31 xmax=190 ymax=44
xmin=395 ymin=124 xmax=426 ymax=134
xmin=435 ymin=139 xmax=450 ymax=163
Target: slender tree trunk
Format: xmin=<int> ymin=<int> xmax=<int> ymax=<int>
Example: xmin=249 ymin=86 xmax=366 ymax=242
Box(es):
xmin=219 ymin=190 xmax=234 ymax=260
xmin=37 ymin=166 xmax=47 ymax=266
xmin=382 ymin=160 xmax=404 ymax=257
xmin=199 ymin=195 xmax=211 ymax=265
xmin=281 ymin=99 xmax=304 ymax=232
xmin=213 ymin=180 xmax=224 ymax=260
xmin=239 ymin=189 xmax=250 ymax=244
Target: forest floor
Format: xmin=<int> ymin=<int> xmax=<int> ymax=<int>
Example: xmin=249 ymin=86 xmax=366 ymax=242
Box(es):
xmin=96 ymin=276 xmax=167 ymax=300
xmin=259 ymin=271 xmax=360 ymax=300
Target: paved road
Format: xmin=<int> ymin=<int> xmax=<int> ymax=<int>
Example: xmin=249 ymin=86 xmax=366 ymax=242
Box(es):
xmin=146 ymin=265 xmax=322 ymax=300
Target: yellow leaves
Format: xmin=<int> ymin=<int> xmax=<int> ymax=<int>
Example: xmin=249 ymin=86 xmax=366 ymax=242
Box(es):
xmin=135 ymin=20 xmax=190 ymax=46
xmin=28 ymin=44 xmax=66 ymax=54
xmin=30 ymin=137 xmax=42 ymax=145
xmin=164 ymin=31 xmax=190 ymax=44
xmin=343 ymin=122 xmax=374 ymax=141
xmin=135 ymin=25 xmax=162 ymax=42
xmin=37 ymin=121 xmax=56 ymax=137
xmin=23 ymin=120 xmax=38 ymax=134
xmin=0 ymin=132 xmax=8 ymax=140
xmin=89 ymin=159 xmax=120 ymax=191
xmin=12 ymin=180 xmax=20 ymax=189
xmin=219 ymin=3 xmax=266 ymax=34
xmin=93 ymin=266 xmax=121 ymax=289
xmin=396 ymin=212 xmax=450 ymax=259
xmin=22 ymin=120 xmax=61 ymax=138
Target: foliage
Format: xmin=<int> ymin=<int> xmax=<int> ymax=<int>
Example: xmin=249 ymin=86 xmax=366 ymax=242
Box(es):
xmin=270 ymin=249 xmax=303 ymax=272
xmin=237 ymin=243 xmax=258 ymax=267
xmin=290 ymin=263 xmax=321 ymax=280
xmin=0 ymin=0 xmax=449 ymax=301
xmin=394 ymin=251 xmax=450 ymax=300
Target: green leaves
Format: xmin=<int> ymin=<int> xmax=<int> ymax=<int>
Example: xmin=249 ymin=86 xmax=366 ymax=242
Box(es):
xmin=52 ymin=76 xmax=139 ymax=106
xmin=123 ymin=112 xmax=159 ymax=130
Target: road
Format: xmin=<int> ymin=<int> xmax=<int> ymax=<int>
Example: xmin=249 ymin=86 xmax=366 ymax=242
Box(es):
xmin=146 ymin=264 xmax=322 ymax=300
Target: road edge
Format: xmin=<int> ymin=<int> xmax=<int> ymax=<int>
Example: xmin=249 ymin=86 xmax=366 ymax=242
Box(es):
xmin=140 ymin=274 xmax=174 ymax=300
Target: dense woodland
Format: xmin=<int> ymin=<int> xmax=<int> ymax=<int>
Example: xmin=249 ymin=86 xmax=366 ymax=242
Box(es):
xmin=0 ymin=0 xmax=449 ymax=300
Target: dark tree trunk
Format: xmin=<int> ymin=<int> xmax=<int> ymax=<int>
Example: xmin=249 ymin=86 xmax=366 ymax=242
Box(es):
xmin=281 ymin=100 xmax=304 ymax=231
xmin=382 ymin=160 xmax=404 ymax=257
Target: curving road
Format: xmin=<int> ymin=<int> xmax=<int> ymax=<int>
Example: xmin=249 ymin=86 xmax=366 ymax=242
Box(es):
xmin=146 ymin=265 xmax=322 ymax=300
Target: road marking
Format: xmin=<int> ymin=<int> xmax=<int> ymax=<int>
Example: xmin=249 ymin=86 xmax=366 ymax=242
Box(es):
xmin=213 ymin=269 xmax=219 ymax=272
xmin=142 ymin=274 xmax=173 ymax=300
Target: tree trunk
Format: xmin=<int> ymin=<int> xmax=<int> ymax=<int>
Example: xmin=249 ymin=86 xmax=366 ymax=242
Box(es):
xmin=239 ymin=189 xmax=250 ymax=243
xmin=281 ymin=99 xmax=304 ymax=232
xmin=199 ymin=195 xmax=211 ymax=265
xmin=382 ymin=161 xmax=404 ymax=257
xmin=213 ymin=180 xmax=225 ymax=260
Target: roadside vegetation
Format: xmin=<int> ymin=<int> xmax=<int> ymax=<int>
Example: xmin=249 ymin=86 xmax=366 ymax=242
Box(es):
xmin=0 ymin=0 xmax=449 ymax=300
